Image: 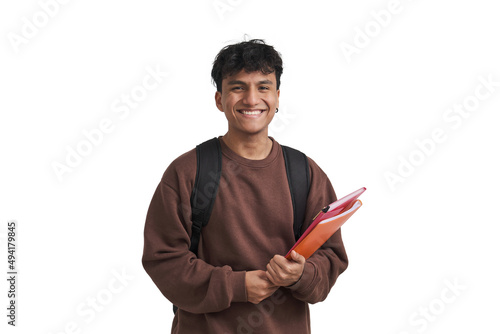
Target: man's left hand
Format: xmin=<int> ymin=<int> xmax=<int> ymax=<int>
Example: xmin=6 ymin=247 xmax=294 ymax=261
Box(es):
xmin=265 ymin=251 xmax=306 ymax=287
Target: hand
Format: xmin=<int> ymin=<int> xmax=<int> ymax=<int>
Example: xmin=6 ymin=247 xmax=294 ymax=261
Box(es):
xmin=265 ymin=251 xmax=306 ymax=287
xmin=245 ymin=270 xmax=279 ymax=304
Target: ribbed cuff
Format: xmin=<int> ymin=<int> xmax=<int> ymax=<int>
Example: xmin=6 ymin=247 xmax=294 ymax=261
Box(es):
xmin=231 ymin=271 xmax=248 ymax=303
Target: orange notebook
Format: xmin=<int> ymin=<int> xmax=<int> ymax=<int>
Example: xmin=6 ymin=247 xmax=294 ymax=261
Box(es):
xmin=285 ymin=187 xmax=365 ymax=260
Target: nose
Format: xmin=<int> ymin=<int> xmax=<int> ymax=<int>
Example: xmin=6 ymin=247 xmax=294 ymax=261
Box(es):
xmin=242 ymin=86 xmax=260 ymax=106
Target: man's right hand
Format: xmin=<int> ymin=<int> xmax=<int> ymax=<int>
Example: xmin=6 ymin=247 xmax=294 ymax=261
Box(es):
xmin=245 ymin=270 xmax=278 ymax=304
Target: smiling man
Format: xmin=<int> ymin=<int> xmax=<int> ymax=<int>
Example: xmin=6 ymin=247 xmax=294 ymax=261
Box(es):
xmin=216 ymin=70 xmax=278 ymax=159
xmin=142 ymin=39 xmax=348 ymax=333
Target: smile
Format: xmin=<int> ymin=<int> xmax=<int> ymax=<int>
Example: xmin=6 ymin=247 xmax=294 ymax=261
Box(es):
xmin=237 ymin=109 xmax=265 ymax=115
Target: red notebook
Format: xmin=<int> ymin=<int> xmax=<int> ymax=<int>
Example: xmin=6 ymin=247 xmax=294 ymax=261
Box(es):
xmin=285 ymin=187 xmax=365 ymax=260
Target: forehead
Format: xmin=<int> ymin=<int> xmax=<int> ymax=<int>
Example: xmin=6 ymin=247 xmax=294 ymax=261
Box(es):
xmin=222 ymin=69 xmax=277 ymax=85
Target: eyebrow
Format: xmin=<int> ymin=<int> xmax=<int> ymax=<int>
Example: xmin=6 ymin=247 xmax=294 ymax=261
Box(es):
xmin=226 ymin=79 xmax=274 ymax=86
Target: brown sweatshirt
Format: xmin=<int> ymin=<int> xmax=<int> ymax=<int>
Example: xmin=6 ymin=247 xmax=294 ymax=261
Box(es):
xmin=142 ymin=137 xmax=348 ymax=334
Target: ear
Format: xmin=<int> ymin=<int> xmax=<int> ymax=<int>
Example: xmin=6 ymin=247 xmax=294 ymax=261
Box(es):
xmin=276 ymin=89 xmax=280 ymax=109
xmin=215 ymin=91 xmax=223 ymax=112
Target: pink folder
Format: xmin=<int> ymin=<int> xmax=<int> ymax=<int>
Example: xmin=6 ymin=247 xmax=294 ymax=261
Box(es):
xmin=285 ymin=187 xmax=366 ymax=260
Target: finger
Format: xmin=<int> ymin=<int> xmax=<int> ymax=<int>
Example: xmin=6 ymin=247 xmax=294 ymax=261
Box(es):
xmin=271 ymin=255 xmax=289 ymax=272
xmin=256 ymin=269 xmax=269 ymax=279
xmin=291 ymin=250 xmax=306 ymax=264
xmin=267 ymin=258 xmax=284 ymax=276
xmin=265 ymin=270 xmax=273 ymax=283
xmin=266 ymin=264 xmax=278 ymax=284
xmin=276 ymin=255 xmax=300 ymax=276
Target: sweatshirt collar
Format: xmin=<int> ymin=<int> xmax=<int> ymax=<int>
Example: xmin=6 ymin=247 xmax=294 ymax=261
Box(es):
xmin=218 ymin=136 xmax=280 ymax=168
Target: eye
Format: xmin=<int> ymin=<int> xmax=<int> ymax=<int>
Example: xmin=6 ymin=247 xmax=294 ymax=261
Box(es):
xmin=259 ymin=86 xmax=270 ymax=90
xmin=231 ymin=86 xmax=243 ymax=91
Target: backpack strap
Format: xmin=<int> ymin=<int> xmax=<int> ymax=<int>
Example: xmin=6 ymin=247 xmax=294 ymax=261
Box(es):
xmin=175 ymin=138 xmax=221 ymax=313
xmin=189 ymin=137 xmax=222 ymax=256
xmin=281 ymin=145 xmax=311 ymax=241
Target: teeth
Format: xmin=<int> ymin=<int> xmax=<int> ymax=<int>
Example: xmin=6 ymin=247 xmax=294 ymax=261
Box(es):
xmin=241 ymin=110 xmax=262 ymax=115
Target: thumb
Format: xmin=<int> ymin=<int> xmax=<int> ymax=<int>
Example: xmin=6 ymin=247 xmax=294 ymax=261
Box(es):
xmin=291 ymin=250 xmax=306 ymax=264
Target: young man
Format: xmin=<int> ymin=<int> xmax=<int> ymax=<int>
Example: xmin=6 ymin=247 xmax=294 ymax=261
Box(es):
xmin=142 ymin=39 xmax=348 ymax=333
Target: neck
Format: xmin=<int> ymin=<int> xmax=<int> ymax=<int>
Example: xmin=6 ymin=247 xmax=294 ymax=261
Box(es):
xmin=222 ymin=132 xmax=273 ymax=160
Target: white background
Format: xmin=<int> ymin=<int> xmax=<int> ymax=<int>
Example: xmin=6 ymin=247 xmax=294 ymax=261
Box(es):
xmin=1 ymin=0 xmax=499 ymax=333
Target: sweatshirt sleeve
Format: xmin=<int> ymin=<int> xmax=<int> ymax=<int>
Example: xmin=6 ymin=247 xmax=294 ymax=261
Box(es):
xmin=287 ymin=158 xmax=349 ymax=303
xmin=141 ymin=153 xmax=247 ymax=314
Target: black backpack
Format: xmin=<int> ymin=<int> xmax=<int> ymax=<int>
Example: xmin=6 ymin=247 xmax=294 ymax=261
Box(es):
xmin=174 ymin=137 xmax=310 ymax=313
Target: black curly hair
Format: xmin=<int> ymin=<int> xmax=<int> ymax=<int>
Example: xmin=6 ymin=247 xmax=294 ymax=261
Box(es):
xmin=211 ymin=39 xmax=283 ymax=92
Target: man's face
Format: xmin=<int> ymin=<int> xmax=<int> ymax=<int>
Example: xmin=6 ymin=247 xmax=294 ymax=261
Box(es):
xmin=215 ymin=69 xmax=280 ymax=137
